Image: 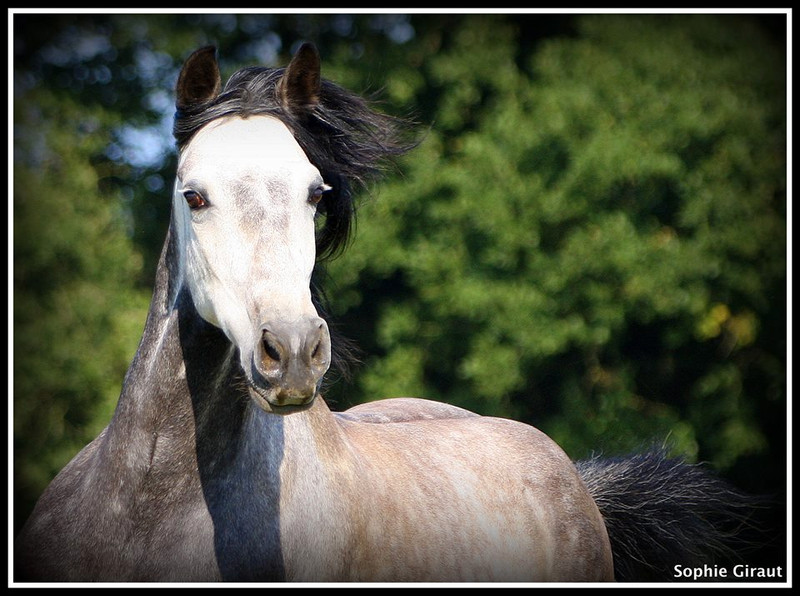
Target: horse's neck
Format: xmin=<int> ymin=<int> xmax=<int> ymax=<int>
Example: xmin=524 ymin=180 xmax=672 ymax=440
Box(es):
xmin=105 ymin=228 xmax=347 ymax=491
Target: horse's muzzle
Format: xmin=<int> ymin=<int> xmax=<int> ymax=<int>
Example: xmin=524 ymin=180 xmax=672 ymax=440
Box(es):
xmin=249 ymin=317 xmax=331 ymax=414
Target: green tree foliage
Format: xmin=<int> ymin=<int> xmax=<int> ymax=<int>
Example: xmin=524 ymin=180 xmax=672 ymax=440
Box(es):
xmin=13 ymin=13 xmax=786 ymax=541
xmin=13 ymin=85 xmax=151 ymax=526
xmin=325 ymin=15 xmax=786 ymax=479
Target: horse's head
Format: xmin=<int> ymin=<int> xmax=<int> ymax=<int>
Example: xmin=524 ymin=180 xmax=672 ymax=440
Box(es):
xmin=172 ymin=44 xmax=332 ymax=414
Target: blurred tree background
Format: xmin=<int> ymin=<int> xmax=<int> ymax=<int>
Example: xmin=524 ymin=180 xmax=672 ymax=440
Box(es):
xmin=12 ymin=12 xmax=787 ymax=565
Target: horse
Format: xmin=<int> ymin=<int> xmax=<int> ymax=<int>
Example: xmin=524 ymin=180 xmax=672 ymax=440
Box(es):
xmin=15 ymin=43 xmax=754 ymax=583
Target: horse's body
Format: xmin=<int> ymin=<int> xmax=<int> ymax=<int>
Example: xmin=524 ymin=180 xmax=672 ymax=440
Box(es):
xmin=15 ymin=44 xmax=750 ymax=583
xmin=15 ymin=258 xmax=611 ymax=582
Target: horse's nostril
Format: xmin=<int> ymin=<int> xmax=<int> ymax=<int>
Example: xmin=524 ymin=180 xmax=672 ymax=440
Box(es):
xmin=263 ymin=340 xmax=281 ymax=362
xmin=308 ymin=321 xmax=330 ymax=367
xmin=261 ymin=330 xmax=283 ymax=365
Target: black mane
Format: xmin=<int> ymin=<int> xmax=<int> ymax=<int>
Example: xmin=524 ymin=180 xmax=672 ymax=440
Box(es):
xmin=173 ymin=63 xmax=416 ymax=261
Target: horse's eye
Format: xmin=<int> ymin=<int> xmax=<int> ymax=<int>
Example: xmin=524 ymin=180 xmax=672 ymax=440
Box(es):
xmin=310 ymin=184 xmax=332 ymax=205
xmin=183 ymin=190 xmax=207 ymax=210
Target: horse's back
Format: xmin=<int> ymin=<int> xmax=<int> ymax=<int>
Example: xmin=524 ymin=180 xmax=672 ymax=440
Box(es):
xmin=337 ymin=396 xmax=479 ymax=423
xmin=334 ymin=398 xmax=614 ymax=581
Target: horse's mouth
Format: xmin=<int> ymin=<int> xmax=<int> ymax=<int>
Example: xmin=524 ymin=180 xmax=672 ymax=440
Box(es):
xmin=247 ymin=383 xmax=317 ymax=415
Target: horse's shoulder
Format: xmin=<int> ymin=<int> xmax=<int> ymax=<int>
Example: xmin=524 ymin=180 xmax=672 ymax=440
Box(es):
xmin=15 ymin=427 xmax=112 ymax=580
xmin=335 ymin=397 xmax=479 ymax=424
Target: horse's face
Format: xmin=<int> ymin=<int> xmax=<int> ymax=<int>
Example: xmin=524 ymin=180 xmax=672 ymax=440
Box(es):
xmin=174 ymin=115 xmax=331 ymax=413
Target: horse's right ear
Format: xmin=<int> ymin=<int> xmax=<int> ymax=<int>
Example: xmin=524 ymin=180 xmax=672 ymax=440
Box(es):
xmin=176 ymin=46 xmax=222 ymax=110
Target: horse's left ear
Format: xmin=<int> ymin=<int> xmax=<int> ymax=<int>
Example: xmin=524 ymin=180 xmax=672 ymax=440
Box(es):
xmin=278 ymin=42 xmax=321 ymax=114
xmin=176 ymin=46 xmax=222 ymax=110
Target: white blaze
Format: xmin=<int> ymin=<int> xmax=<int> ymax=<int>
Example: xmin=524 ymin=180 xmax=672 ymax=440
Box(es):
xmin=173 ymin=115 xmax=323 ymax=358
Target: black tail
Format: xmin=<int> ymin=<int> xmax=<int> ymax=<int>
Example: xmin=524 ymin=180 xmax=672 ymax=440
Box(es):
xmin=576 ymin=448 xmax=761 ymax=582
